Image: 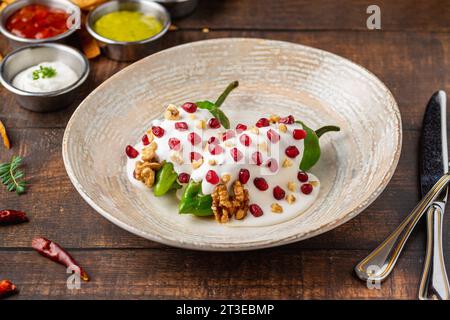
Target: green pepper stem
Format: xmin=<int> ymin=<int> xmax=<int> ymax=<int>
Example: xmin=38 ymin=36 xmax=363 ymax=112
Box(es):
xmin=215 ymin=81 xmax=239 ymax=108
xmin=315 ymin=125 xmax=340 ymax=138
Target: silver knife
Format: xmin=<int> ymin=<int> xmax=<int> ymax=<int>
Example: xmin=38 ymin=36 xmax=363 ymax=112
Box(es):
xmin=418 ymin=90 xmax=450 ymax=300
xmin=355 ymin=93 xmax=450 ymax=284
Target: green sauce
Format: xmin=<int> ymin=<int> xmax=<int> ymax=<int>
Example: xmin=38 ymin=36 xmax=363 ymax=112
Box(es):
xmin=94 ymin=11 xmax=163 ymax=42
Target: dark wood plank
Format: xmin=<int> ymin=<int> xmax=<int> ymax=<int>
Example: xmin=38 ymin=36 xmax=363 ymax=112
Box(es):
xmin=1 ymin=31 xmax=448 ymax=130
xmin=0 ymin=248 xmax=422 ymax=299
xmin=178 ymin=0 xmax=450 ymax=32
xmin=2 ymin=127 xmax=447 ymax=253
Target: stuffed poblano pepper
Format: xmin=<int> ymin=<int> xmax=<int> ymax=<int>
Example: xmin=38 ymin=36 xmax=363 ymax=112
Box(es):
xmin=126 ymin=81 xmax=340 ymax=225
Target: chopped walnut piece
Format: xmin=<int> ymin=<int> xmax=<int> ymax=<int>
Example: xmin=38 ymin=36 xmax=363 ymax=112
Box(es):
xmin=170 ymin=151 xmax=184 ymax=165
xmin=269 ymin=114 xmax=280 ymax=123
xmin=286 ymin=194 xmax=296 ymax=204
xmin=141 ymin=146 xmax=156 ymax=162
xmin=221 ymin=173 xmax=231 ymax=184
xmin=271 ymin=203 xmax=283 ymax=213
xmin=278 ymin=124 xmax=287 ymax=133
xmin=164 ymin=104 xmax=180 ymax=120
xmin=310 ymin=181 xmax=320 ymax=187
xmin=192 ymin=158 xmax=204 ymax=169
xmin=134 ymin=161 xmax=157 ymax=187
xmin=250 ymin=126 xmax=259 ymax=135
xmin=208 ymin=159 xmax=217 ymax=166
xmin=196 ymin=120 xmax=206 ymax=129
xmin=287 ymin=181 xmax=297 ymax=192
xmin=282 ymin=158 xmax=292 ymax=168
xmin=211 ymin=181 xmax=249 ymax=223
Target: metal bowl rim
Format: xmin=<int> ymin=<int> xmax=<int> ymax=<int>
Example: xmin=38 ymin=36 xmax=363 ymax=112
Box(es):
xmin=0 ymin=0 xmax=80 ymax=44
xmin=85 ymin=0 xmax=171 ymax=46
xmin=0 ymin=43 xmax=90 ymax=97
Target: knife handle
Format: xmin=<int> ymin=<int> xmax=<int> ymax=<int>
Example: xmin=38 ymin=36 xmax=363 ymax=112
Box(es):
xmin=355 ymin=174 xmax=450 ymax=282
xmin=418 ymin=203 xmax=450 ymax=300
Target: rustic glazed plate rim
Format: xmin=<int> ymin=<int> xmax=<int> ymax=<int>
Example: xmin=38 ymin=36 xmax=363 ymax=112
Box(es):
xmin=62 ymin=38 xmax=402 ymax=251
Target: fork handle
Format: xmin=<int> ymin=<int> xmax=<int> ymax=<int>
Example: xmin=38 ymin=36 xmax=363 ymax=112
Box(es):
xmin=355 ymin=174 xmax=450 ymax=282
xmin=418 ymin=202 xmax=450 ymax=300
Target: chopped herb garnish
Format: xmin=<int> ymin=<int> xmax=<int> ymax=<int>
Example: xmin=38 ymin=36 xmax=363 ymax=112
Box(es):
xmin=0 ymin=156 xmax=28 ymax=195
xmin=32 ymin=66 xmax=57 ymax=80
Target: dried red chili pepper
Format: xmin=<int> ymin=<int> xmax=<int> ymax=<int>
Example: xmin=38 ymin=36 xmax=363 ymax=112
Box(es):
xmin=0 ymin=210 xmax=28 ymax=225
xmin=0 ymin=280 xmax=18 ymax=299
xmin=31 ymin=237 xmax=89 ymax=282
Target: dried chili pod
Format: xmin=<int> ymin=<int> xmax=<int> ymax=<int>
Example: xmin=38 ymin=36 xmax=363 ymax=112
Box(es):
xmin=0 ymin=210 xmax=28 ymax=225
xmin=0 ymin=280 xmax=18 ymax=299
xmin=31 ymin=237 xmax=89 ymax=282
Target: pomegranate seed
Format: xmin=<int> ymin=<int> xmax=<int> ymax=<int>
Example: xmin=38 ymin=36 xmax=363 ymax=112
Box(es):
xmin=301 ymin=183 xmax=313 ymax=195
xmin=236 ymin=123 xmax=247 ymax=133
xmin=266 ymin=158 xmax=278 ymax=173
xmin=178 ymin=172 xmax=190 ymax=184
xmin=207 ymin=137 xmax=218 ymax=146
xmin=285 ymin=146 xmax=300 ymax=158
xmin=279 ymin=115 xmax=295 ymax=124
xmin=152 ymin=126 xmax=165 ymax=138
xmin=239 ymin=169 xmax=250 ymax=184
xmin=256 ymin=118 xmax=270 ymax=128
xmin=142 ymin=135 xmax=150 ymax=145
xmin=249 ymin=204 xmax=263 ymax=217
xmin=187 ymin=132 xmax=201 ymax=145
xmin=206 ymin=170 xmax=220 ymax=184
xmin=175 ymin=122 xmax=188 ymax=131
xmin=273 ymin=186 xmax=286 ymax=200
xmin=293 ymin=129 xmax=307 ymax=140
xmin=190 ymin=151 xmax=202 ymax=162
xmin=252 ymin=151 xmax=263 ymax=166
xmin=297 ymin=171 xmax=309 ymax=182
xmin=230 ymin=147 xmax=243 ymax=162
xmin=239 ymin=134 xmax=251 ymax=146
xmin=222 ymin=130 xmax=235 ymax=141
xmin=209 ymin=143 xmax=223 ymax=155
xmin=253 ymin=177 xmax=269 ymax=191
xmin=168 ymin=137 xmax=181 ymax=150
xmin=125 ymin=145 xmax=139 ymax=158
xmin=208 ymin=118 xmax=221 ymax=129
xmin=181 ymin=102 xmax=197 ymax=113
xmin=267 ymin=129 xmax=280 ymax=143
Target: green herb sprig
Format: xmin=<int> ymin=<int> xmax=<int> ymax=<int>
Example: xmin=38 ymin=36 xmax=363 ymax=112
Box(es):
xmin=196 ymin=81 xmax=239 ymax=129
xmin=0 ymin=156 xmax=27 ymax=195
xmin=32 ymin=66 xmax=57 ymax=80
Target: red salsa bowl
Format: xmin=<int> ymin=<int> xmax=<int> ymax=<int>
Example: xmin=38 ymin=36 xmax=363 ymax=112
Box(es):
xmin=6 ymin=4 xmax=70 ymax=39
xmin=0 ymin=0 xmax=80 ymax=47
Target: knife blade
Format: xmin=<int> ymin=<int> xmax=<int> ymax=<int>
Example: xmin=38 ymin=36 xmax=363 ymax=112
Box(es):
xmin=419 ymin=90 xmax=450 ymax=300
xmin=420 ymin=91 xmax=448 ymax=196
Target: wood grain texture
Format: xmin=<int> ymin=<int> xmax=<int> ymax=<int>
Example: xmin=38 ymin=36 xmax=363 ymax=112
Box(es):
xmin=177 ymin=0 xmax=450 ymax=32
xmin=0 ymin=0 xmax=447 ymax=299
xmin=0 ymin=249 xmax=423 ymax=299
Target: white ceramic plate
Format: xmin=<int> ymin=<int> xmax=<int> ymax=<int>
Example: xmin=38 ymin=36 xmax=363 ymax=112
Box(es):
xmin=63 ymin=38 xmax=401 ymax=251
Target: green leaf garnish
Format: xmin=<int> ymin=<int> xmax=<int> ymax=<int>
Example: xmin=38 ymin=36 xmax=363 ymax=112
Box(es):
xmin=32 ymin=66 xmax=57 ymax=80
xmin=296 ymin=121 xmax=340 ymax=171
xmin=196 ymin=81 xmax=238 ymax=129
xmin=0 ymin=156 xmax=28 ymax=195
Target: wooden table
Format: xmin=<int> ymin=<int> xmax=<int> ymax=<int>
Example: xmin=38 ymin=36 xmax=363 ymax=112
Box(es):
xmin=1 ymin=0 xmax=450 ymax=300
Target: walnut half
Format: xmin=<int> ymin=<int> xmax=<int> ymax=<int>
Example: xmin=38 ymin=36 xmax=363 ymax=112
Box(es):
xmin=211 ymin=181 xmax=249 ymax=223
xmin=134 ymin=144 xmax=161 ymax=188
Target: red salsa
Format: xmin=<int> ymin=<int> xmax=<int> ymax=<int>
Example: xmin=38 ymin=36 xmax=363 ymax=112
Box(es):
xmin=6 ymin=4 xmax=69 ymax=39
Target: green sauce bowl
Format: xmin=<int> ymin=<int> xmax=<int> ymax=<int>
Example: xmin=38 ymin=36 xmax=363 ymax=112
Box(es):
xmin=86 ymin=0 xmax=171 ymax=62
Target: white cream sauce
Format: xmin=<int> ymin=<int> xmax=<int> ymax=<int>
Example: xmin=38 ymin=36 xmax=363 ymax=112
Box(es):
xmin=12 ymin=61 xmax=78 ymax=93
xmin=126 ymin=105 xmax=320 ymax=227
